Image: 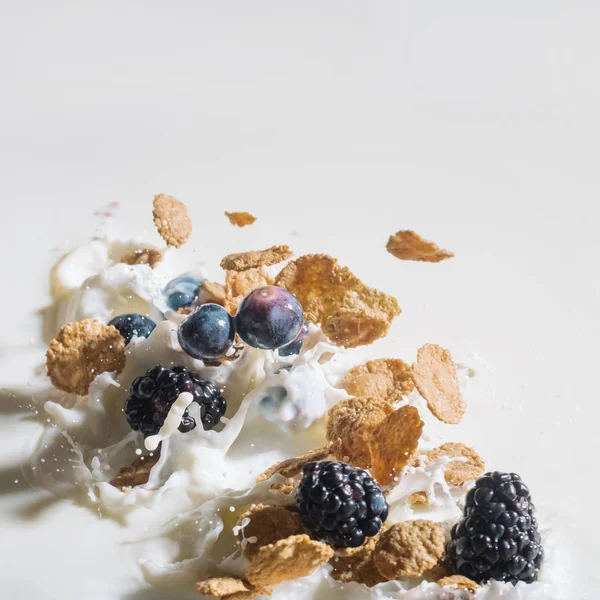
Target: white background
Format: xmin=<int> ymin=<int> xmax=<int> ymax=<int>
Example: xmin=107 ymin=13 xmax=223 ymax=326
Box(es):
xmin=0 ymin=2 xmax=599 ymax=599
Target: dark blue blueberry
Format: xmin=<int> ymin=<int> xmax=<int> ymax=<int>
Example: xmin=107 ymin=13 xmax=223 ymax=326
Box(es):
xmin=235 ymin=286 xmax=303 ymax=350
xmin=178 ymin=304 xmax=235 ymax=361
xmin=108 ymin=313 xmax=156 ymax=344
xmin=277 ymin=321 xmax=309 ymax=356
xmin=163 ymin=274 xmax=203 ymax=311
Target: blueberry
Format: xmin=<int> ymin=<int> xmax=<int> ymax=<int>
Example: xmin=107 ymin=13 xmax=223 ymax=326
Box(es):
xmin=178 ymin=304 xmax=235 ymax=360
xmin=163 ymin=273 xmax=203 ymax=311
xmin=235 ymin=286 xmax=303 ymax=350
xmin=277 ymin=321 xmax=309 ymax=357
xmin=108 ymin=313 xmax=156 ymax=344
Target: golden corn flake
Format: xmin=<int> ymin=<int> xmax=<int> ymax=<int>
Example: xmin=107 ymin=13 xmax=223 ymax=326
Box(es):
xmin=423 ymin=561 xmax=451 ymax=582
xmin=196 ymin=577 xmax=257 ymax=598
xmin=225 ymin=211 xmax=257 ymax=227
xmin=368 ymin=405 xmax=424 ymax=485
xmin=237 ymin=504 xmax=304 ymax=559
xmin=224 ymin=268 xmax=274 ymax=315
xmin=373 ymin=520 xmax=445 ymax=580
xmin=341 ymin=358 xmax=414 ymax=402
xmin=202 ymin=280 xmax=227 ymax=306
xmin=412 ymin=343 xmax=465 ymax=424
xmin=326 ymin=397 xmax=394 ymax=468
xmin=46 ymin=320 xmax=126 ymax=395
xmin=407 ymin=491 xmax=429 ymax=505
xmin=220 ymin=245 xmax=292 ymax=272
xmin=275 ymin=254 xmax=400 ymax=348
xmin=330 ymin=531 xmax=386 ymax=587
xmin=256 ymin=440 xmax=341 ymax=483
xmin=424 ymin=442 xmax=484 ymax=486
xmin=386 ymin=230 xmax=454 ymax=263
xmin=437 ymin=575 xmax=481 ymax=592
xmin=110 ymin=453 xmax=160 ymax=490
xmin=246 ymin=534 xmax=333 ymax=588
xmin=152 ymin=194 xmax=192 ymax=248
xmin=120 ymin=248 xmax=162 ymax=269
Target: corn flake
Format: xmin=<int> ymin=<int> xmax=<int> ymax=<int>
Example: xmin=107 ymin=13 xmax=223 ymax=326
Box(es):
xmin=329 ymin=531 xmax=386 ymax=587
xmin=437 ymin=575 xmax=481 ymax=592
xmin=224 ymin=268 xmax=274 ymax=315
xmin=386 ymin=230 xmax=453 ymax=263
xmin=225 ymin=211 xmax=257 ymax=227
xmin=110 ymin=453 xmax=160 ymax=490
xmin=152 ymin=194 xmax=192 ymax=247
xmin=368 ymin=405 xmax=423 ymax=485
xmin=341 ymin=358 xmax=414 ymax=402
xmin=220 ymin=245 xmax=292 ymax=272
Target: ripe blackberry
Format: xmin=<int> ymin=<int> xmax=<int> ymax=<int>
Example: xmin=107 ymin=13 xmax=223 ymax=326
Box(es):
xmin=295 ymin=461 xmax=389 ymax=548
xmin=447 ymin=471 xmax=543 ymax=585
xmin=125 ymin=365 xmax=226 ymax=437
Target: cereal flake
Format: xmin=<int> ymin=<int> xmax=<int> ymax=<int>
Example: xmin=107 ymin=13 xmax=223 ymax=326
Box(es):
xmin=120 ymin=248 xmax=163 ymax=268
xmin=152 ymin=193 xmax=192 ymax=247
xmin=202 ymin=280 xmax=227 ymax=306
xmin=257 ymin=440 xmax=341 ymax=482
xmin=246 ymin=534 xmax=333 ymax=588
xmin=225 ymin=211 xmax=257 ymax=227
xmin=275 ymin=254 xmax=400 ymax=348
xmin=386 ymin=230 xmax=454 ymax=263
xmin=196 ymin=577 xmax=258 ymax=598
xmin=373 ymin=520 xmax=445 ymax=580
xmin=224 ymin=268 xmax=273 ymax=315
xmin=437 ymin=575 xmax=481 ymax=592
xmin=237 ymin=504 xmax=304 ymax=559
xmin=220 ymin=245 xmax=292 ymax=272
xmin=423 ymin=443 xmax=484 ymax=486
xmin=408 ymin=491 xmax=429 ymax=505
xmin=341 ymin=358 xmax=414 ymax=402
xmin=368 ymin=405 xmax=424 ymax=485
xmin=46 ymin=320 xmax=126 ymax=395
xmin=110 ymin=453 xmax=160 ymax=490
xmin=329 ymin=531 xmax=386 ymax=587
xmin=326 ymin=397 xmax=394 ymax=468
xmin=412 ymin=343 xmax=465 ymax=424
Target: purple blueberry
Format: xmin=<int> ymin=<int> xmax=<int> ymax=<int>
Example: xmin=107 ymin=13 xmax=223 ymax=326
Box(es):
xmin=178 ymin=303 xmax=235 ymax=360
xmin=235 ymin=286 xmax=303 ymax=350
xmin=278 ymin=321 xmax=309 ymax=357
xmin=108 ymin=313 xmax=156 ymax=345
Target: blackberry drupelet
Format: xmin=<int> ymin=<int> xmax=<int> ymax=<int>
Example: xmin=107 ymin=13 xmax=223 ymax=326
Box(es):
xmin=125 ymin=365 xmax=226 ymax=437
xmin=447 ymin=471 xmax=543 ymax=585
xmin=296 ymin=460 xmax=389 ymax=548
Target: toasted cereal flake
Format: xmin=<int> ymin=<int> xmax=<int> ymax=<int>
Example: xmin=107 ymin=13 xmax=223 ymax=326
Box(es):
xmin=373 ymin=520 xmax=445 ymax=580
xmin=437 ymin=575 xmax=481 ymax=591
xmin=326 ymin=397 xmax=394 ymax=468
xmin=224 ymin=268 xmax=274 ymax=315
xmin=196 ymin=577 xmax=256 ymax=597
xmin=423 ymin=561 xmax=451 ymax=582
xmin=177 ymin=307 xmax=193 ymax=315
xmin=246 ymin=534 xmax=333 ymax=588
xmin=423 ymin=443 xmax=484 ymax=486
xmin=408 ymin=491 xmax=429 ymax=505
xmin=256 ymin=440 xmax=341 ymax=482
xmin=225 ymin=211 xmax=257 ymax=227
xmin=110 ymin=453 xmax=160 ymax=490
xmin=202 ymin=280 xmax=226 ymax=306
xmin=237 ymin=504 xmax=305 ymax=559
xmin=46 ymin=320 xmax=126 ymax=395
xmin=386 ymin=230 xmax=454 ymax=263
xmin=341 ymin=358 xmax=414 ymax=402
xmin=412 ymin=344 xmax=465 ymax=424
xmin=269 ymin=480 xmax=296 ymax=495
xmin=152 ymin=194 xmax=192 ymax=247
xmin=329 ymin=531 xmax=386 ymax=587
xmin=220 ymin=245 xmax=292 ymax=272
xmin=120 ymin=247 xmax=163 ymax=268
xmin=368 ymin=405 xmax=424 ymax=485
xmin=275 ymin=254 xmax=400 ymax=348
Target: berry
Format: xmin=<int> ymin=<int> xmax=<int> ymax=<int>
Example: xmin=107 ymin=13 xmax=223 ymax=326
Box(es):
xmin=178 ymin=304 xmax=235 ymax=361
xmin=235 ymin=286 xmax=303 ymax=350
xmin=447 ymin=472 xmax=543 ymax=585
xmin=163 ymin=273 xmax=202 ymax=311
xmin=125 ymin=365 xmax=226 ymax=436
xmin=296 ymin=461 xmax=389 ymax=548
xmin=108 ymin=313 xmax=156 ymax=345
xmin=277 ymin=321 xmax=309 ymax=357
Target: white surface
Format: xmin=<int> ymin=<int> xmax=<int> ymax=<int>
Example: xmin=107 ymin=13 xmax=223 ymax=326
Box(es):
xmin=0 ymin=1 xmax=599 ymax=599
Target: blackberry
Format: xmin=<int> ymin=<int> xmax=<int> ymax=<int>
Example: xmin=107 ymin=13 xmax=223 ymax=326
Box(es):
xmin=447 ymin=471 xmax=543 ymax=585
xmin=295 ymin=461 xmax=389 ymax=548
xmin=125 ymin=365 xmax=226 ymax=437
